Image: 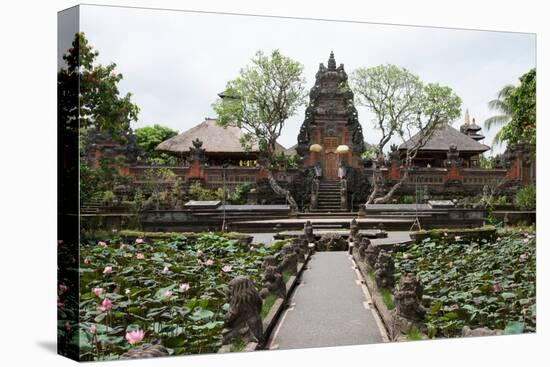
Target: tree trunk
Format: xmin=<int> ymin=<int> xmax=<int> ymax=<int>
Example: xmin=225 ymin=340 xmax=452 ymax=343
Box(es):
xmin=267 ymin=169 xmax=298 ymax=211
xmin=365 ymin=163 xmax=379 ymax=205
xmin=373 ymin=171 xmax=409 ymax=204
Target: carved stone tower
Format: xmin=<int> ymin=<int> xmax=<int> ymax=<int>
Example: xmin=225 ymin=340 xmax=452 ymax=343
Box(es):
xmin=296 ymin=52 xmax=365 ymax=180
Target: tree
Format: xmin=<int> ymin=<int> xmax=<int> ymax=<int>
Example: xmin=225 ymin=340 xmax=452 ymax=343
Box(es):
xmin=351 ymin=64 xmax=462 ymax=204
xmin=212 ymin=50 xmax=307 ymax=210
xmin=500 ymin=69 xmax=536 ymax=151
xmin=483 ymin=84 xmax=515 ymax=147
xmin=59 ymin=32 xmax=140 ymax=138
xmin=134 ymin=124 xmax=178 ymax=165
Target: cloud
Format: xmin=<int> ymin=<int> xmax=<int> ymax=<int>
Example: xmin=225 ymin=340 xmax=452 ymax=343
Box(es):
xmin=79 ymin=5 xmax=535 ymax=152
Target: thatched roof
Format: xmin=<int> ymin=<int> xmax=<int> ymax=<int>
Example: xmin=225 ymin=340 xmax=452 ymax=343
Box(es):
xmin=399 ymin=124 xmax=490 ymax=153
xmin=156 ymin=118 xmax=286 ymax=154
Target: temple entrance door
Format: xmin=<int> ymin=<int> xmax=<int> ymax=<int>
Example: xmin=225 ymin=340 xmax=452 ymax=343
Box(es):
xmin=324 ymin=152 xmax=338 ymax=180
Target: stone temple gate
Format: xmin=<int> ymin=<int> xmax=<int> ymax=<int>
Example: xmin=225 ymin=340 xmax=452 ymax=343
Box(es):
xmin=296 ymin=52 xmax=366 ymax=181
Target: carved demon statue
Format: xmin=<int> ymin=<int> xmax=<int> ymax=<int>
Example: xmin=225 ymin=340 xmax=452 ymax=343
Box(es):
xmin=317 ymin=233 xmax=348 ymax=251
xmin=357 ymin=237 xmax=371 ymax=260
xmin=120 ymin=342 xmax=169 ymax=359
xmin=260 ymin=255 xmax=287 ymax=299
xmin=374 ymin=250 xmax=395 ymax=289
xmin=303 ymin=220 xmax=315 ymax=244
xmin=291 ymin=238 xmax=307 ymax=263
xmin=394 ymin=273 xmax=426 ymax=321
xmin=364 ymin=241 xmax=381 ymax=268
xmin=222 ymin=276 xmax=263 ymax=345
xmin=349 ymin=218 xmax=359 ymax=243
xmin=279 ymin=243 xmax=298 ymax=275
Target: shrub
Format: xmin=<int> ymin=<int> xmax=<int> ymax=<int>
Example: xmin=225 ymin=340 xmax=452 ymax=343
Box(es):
xmin=187 ymin=183 xmax=223 ymax=201
xmin=514 ymin=186 xmax=536 ymax=210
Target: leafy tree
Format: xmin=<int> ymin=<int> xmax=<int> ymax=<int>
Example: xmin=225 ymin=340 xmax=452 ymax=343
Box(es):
xmin=212 ymin=50 xmax=307 ymax=210
xmin=483 ymin=84 xmax=515 ymax=147
xmin=59 ymin=32 xmax=140 ymax=138
xmin=134 ymin=124 xmax=178 ymax=165
xmin=350 ymin=65 xmax=462 ymax=204
xmin=500 ymin=69 xmax=536 ymax=150
xmin=484 ymin=69 xmax=536 ymax=152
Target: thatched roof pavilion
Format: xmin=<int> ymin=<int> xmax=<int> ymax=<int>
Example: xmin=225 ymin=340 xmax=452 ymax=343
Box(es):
xmin=399 ymin=124 xmax=490 ymax=168
xmin=156 ymin=118 xmax=286 ymax=164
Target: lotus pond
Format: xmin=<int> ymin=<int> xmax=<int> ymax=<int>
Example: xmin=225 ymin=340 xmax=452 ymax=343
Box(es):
xmin=59 ymin=233 xmax=281 ymax=361
xmin=393 ymin=228 xmax=536 ymax=338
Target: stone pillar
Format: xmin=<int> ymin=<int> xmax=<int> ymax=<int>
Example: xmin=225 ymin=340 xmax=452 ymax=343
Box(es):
xmin=340 ymin=178 xmax=348 ymax=210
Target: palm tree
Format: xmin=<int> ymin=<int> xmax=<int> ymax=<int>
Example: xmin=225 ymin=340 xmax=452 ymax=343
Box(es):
xmin=484 ymin=84 xmax=515 ymax=147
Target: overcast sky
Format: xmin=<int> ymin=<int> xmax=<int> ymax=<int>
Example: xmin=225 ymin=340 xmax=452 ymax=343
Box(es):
xmin=77 ymin=5 xmax=535 ymax=155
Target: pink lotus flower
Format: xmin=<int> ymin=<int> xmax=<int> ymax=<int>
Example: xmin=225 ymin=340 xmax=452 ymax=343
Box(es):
xmin=523 ymin=238 xmax=530 ymax=244
xmin=90 ymin=324 xmax=97 ymax=334
xmin=93 ymin=287 xmax=104 ymax=296
xmin=162 ymin=266 xmax=169 ymax=274
xmin=179 ymin=283 xmax=190 ymax=292
xmin=120 ymin=244 xmax=127 ymax=250
xmin=164 ymin=290 xmax=173 ymax=300
xmin=59 ymin=284 xmax=69 ymax=293
xmin=98 ymin=241 xmax=107 ymax=248
xmin=222 ymin=265 xmax=232 ymax=273
xmin=493 ymin=284 xmax=503 ymax=293
xmin=103 ymin=266 xmax=113 ymax=274
xmin=206 ymin=259 xmax=214 ymax=266
xmin=443 ymin=232 xmax=448 ymax=237
xmin=402 ymin=254 xmax=410 ymax=260
xmin=520 ymin=253 xmax=529 ymax=260
xmin=449 ymin=303 xmax=459 ymax=311
xmin=196 ymin=250 xmax=204 ymax=257
xmin=250 ymin=246 xmax=256 ymax=251
xmin=65 ymin=322 xmax=71 ymax=331
xmin=84 ymin=258 xmax=90 ymax=264
xmin=496 ymin=237 xmax=502 ymax=241
xmin=454 ymin=236 xmax=461 ymax=241
xmin=136 ymin=253 xmax=145 ymax=260
xmin=125 ymin=288 xmax=131 ymax=295
xmin=135 ymin=238 xmax=144 ymax=244
xmin=125 ymin=329 xmax=145 ymax=345
xmin=96 ymin=297 xmax=113 ymax=312
xmin=57 ymin=296 xmax=64 ymax=309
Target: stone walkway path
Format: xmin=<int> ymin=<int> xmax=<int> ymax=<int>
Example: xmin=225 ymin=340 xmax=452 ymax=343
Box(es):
xmin=268 ymin=252 xmax=387 ymax=350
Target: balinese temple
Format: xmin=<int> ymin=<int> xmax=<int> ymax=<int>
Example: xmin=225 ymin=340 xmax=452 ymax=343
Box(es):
xmin=295 ymin=51 xmax=365 ymax=180
xmin=156 ymin=118 xmax=286 ymax=166
xmin=398 ymin=111 xmax=490 ymax=168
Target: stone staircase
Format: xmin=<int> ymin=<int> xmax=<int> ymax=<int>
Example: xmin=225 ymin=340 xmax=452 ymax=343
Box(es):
xmin=80 ymin=198 xmax=105 ymax=214
xmin=314 ymin=180 xmax=345 ymax=212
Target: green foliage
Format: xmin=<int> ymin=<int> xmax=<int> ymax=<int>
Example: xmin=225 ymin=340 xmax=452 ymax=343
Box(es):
xmin=479 ymin=155 xmax=496 ymax=169
xmin=102 ymin=191 xmax=116 ymax=206
xmin=229 ymin=184 xmax=252 ymax=205
xmin=406 ymin=326 xmax=423 ymax=341
xmin=187 ymin=183 xmax=223 ymax=201
xmin=379 ymin=288 xmax=395 ymax=310
xmin=134 ymin=125 xmax=178 ymax=165
xmin=360 ymin=145 xmax=379 ymax=161
xmin=212 ymin=49 xmax=307 ymax=157
xmin=393 ymin=229 xmax=536 ymax=338
xmin=501 ymin=69 xmax=536 ymax=149
xmin=261 ymin=294 xmax=277 ymax=319
xmin=59 ymin=32 xmax=140 ymax=137
xmin=514 ymin=185 xmax=536 ymax=210
xmin=71 ymin=233 xmax=280 ymax=360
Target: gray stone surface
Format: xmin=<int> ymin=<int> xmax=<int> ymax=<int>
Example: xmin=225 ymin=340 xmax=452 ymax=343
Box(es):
xmin=269 ymin=252 xmax=385 ymax=350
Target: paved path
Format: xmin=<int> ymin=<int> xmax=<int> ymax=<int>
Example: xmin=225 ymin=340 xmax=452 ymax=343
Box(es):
xmin=268 ymin=252 xmax=387 ymax=350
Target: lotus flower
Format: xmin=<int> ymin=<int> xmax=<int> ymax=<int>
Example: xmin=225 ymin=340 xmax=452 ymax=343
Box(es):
xmin=65 ymin=322 xmax=71 ymax=331
xmin=496 ymin=237 xmax=502 ymax=241
xmin=97 ymin=297 xmax=113 ymax=312
xmin=112 ymin=229 xmax=118 ymax=233
xmin=250 ymin=246 xmax=256 ymax=251
xmin=103 ymin=266 xmax=113 ymax=274
xmin=58 ymin=240 xmax=64 ymax=244
xmin=162 ymin=266 xmax=169 ymax=274
xmin=443 ymin=232 xmax=448 ymax=237
xmin=222 ymin=265 xmax=232 ymax=273
xmin=164 ymin=290 xmax=173 ymax=300
xmin=402 ymin=254 xmax=410 ymax=260
xmin=93 ymin=287 xmax=104 ymax=296
xmin=57 ymin=296 xmax=64 ymax=309
xmin=179 ymin=283 xmax=190 ymax=292
xmin=449 ymin=303 xmax=459 ymax=311
xmin=125 ymin=288 xmax=131 ymax=295
xmin=454 ymin=236 xmax=461 ymax=241
xmin=98 ymin=241 xmax=107 ymax=248
xmin=59 ymin=284 xmax=68 ymax=293
xmin=493 ymin=283 xmax=503 ymax=293
xmin=196 ymin=250 xmax=204 ymax=257
xmin=84 ymin=258 xmax=90 ymax=264
xmin=135 ymin=238 xmax=144 ymax=244
xmin=523 ymin=238 xmax=530 ymax=244
xmin=206 ymin=259 xmax=214 ymax=266
xmin=125 ymin=329 xmax=145 ymax=345
xmin=520 ymin=253 xmax=529 ymax=260
xmin=136 ymin=253 xmax=145 ymax=260
xmin=90 ymin=324 xmax=97 ymax=334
